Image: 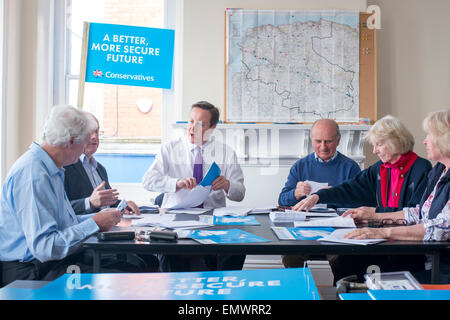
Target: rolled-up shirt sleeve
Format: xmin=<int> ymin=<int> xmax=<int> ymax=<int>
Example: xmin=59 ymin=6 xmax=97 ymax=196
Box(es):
xmin=403 ymin=205 xmax=421 ymax=225
xmin=422 ymin=201 xmax=450 ymax=241
xmin=18 ymin=175 xmax=99 ymax=262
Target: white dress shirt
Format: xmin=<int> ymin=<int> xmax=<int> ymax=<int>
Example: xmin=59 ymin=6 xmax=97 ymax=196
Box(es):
xmin=142 ymin=136 xmax=245 ymax=209
xmin=80 ymin=154 xmax=104 ymax=211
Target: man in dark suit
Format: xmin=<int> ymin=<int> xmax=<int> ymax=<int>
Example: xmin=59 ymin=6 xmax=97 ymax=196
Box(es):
xmin=64 ymin=114 xmax=140 ymax=215
xmin=64 ymin=113 xmax=158 ymax=271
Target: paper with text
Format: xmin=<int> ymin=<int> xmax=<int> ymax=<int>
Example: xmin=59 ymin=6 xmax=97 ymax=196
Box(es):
xmin=294 ymin=216 xmax=356 ymax=228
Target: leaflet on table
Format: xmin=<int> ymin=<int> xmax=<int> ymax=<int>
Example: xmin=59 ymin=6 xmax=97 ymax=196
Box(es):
xmin=319 ymin=228 xmax=386 ymax=245
xmin=286 ymin=208 xmax=338 ymax=217
xmin=306 ymin=181 xmax=328 ymax=195
xmin=213 ymin=206 xmax=253 ymax=217
xmin=131 ymin=214 xmax=176 ymax=227
xmin=167 ymin=208 xmax=210 ymax=214
xmin=269 ymin=211 xmax=306 ymax=222
xmin=294 ymin=216 xmax=356 ymax=228
xmin=198 ymin=215 xmax=260 ymax=226
xmin=215 ymin=216 xmax=260 ymax=225
xmin=249 ymin=207 xmax=276 ymax=214
xmin=271 ymin=227 xmax=335 ymax=240
xmin=180 ymin=229 xmax=269 ymax=244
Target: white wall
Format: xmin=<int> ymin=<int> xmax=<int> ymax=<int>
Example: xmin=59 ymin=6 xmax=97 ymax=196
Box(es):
xmin=3 ymin=0 xmax=37 ymax=174
xmin=180 ymin=0 xmax=367 ymax=120
xmin=366 ymin=0 xmax=450 ymax=165
xmin=180 ymin=0 xmax=367 ymax=207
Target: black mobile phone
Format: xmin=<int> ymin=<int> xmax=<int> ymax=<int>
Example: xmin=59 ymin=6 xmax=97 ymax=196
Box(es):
xmin=97 ymin=231 xmax=136 ymax=241
xmin=150 ymin=230 xmax=178 ymax=242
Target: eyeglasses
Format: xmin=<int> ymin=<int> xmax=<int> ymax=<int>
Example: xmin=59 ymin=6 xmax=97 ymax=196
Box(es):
xmin=380 ymin=219 xmax=408 ymax=226
xmin=361 ymin=219 xmax=408 ymax=228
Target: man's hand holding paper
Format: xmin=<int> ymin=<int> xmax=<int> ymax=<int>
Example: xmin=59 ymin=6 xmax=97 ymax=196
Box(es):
xmin=211 ymin=175 xmax=230 ymax=192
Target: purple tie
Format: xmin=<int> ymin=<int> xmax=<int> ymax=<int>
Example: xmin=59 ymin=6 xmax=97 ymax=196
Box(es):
xmin=193 ymin=146 xmax=203 ymax=184
xmin=193 ymin=147 xmax=203 ymax=208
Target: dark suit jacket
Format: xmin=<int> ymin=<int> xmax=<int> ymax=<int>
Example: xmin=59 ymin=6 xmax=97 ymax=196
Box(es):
xmin=64 ymin=159 xmax=116 ymax=215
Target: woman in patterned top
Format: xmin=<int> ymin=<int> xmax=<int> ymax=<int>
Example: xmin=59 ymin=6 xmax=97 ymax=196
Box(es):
xmin=342 ymin=108 xmax=450 ymax=282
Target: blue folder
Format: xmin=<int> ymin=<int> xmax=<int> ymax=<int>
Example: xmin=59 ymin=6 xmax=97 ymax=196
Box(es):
xmin=339 ymin=292 xmax=373 ymax=300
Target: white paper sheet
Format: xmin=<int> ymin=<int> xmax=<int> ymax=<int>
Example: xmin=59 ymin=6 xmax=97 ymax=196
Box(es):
xmin=286 ymin=209 xmax=337 ymax=218
xmin=162 ymin=220 xmax=214 ymax=229
xmin=294 ymin=216 xmax=356 ymax=228
xmin=169 ymin=185 xmax=211 ymax=209
xmin=168 ymin=208 xmax=210 ymax=215
xmin=213 ymin=206 xmax=253 ymax=217
xmin=130 ymin=214 xmax=176 ymax=227
xmin=319 ymin=229 xmax=386 ymax=245
xmin=270 ymin=211 xmax=306 ymax=222
xmin=306 ymin=181 xmax=328 ymax=195
xmin=121 ymin=214 xmax=144 ymax=219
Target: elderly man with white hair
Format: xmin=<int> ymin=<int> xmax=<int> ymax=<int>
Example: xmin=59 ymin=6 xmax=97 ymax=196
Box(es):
xmin=0 ymin=105 xmax=133 ymax=286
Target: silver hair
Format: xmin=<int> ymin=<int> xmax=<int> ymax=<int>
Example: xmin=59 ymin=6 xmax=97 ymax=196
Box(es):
xmin=365 ymin=115 xmax=415 ymax=154
xmin=42 ymin=105 xmax=98 ymax=147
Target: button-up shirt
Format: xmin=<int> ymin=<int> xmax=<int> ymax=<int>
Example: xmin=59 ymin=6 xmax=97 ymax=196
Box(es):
xmin=0 ymin=143 xmax=99 ymax=262
xmin=404 ymin=171 xmax=450 ymax=242
xmin=142 ymin=136 xmax=245 ymax=209
xmin=80 ymin=154 xmax=105 ymax=211
xmin=314 ymin=152 xmax=338 ymax=163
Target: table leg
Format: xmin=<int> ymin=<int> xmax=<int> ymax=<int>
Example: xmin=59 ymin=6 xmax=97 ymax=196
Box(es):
xmin=431 ymin=252 xmax=440 ymax=284
xmin=216 ymin=255 xmax=222 ymax=270
xmin=93 ymin=250 xmax=101 ymax=273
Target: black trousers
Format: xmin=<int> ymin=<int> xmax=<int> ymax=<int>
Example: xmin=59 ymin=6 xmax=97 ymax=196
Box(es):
xmin=157 ymin=254 xmax=246 ymax=272
xmin=1 ymin=250 xmax=150 ymax=288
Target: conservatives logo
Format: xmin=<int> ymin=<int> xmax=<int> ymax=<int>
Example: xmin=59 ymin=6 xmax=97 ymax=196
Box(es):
xmin=93 ymin=69 xmax=103 ymax=77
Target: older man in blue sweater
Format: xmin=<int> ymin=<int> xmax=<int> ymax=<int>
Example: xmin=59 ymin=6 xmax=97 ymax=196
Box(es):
xmin=278 ymin=119 xmax=361 ymax=268
xmin=279 ymin=119 xmax=361 ymax=207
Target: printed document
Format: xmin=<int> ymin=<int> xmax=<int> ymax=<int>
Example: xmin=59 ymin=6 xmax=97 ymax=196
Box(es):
xmin=213 ymin=206 xmax=253 ymax=217
xmin=319 ymin=229 xmax=386 ymax=245
xmin=306 ymin=181 xmax=328 ymax=195
xmin=294 ymin=216 xmax=356 ymax=228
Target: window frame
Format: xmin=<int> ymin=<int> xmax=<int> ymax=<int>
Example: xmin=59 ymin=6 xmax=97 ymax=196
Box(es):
xmin=52 ymin=0 xmax=181 ymax=148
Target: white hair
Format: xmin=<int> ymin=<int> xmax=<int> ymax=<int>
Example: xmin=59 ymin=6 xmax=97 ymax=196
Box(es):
xmin=365 ymin=115 xmax=415 ymax=154
xmin=42 ymin=105 xmax=98 ymax=147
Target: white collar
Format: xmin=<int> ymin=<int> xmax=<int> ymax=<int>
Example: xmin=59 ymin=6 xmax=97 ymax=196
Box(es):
xmin=314 ymin=151 xmax=338 ymax=163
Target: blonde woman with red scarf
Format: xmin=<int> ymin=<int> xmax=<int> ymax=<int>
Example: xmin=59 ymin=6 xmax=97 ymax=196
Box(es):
xmin=293 ymin=115 xmax=432 ymax=282
xmin=293 ymin=115 xmax=431 ymax=214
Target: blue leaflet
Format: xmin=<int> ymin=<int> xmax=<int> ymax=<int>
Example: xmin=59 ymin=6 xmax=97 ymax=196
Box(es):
xmin=199 ymin=162 xmax=221 ymax=187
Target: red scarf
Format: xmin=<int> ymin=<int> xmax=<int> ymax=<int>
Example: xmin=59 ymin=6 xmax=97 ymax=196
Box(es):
xmin=379 ymin=150 xmax=418 ymax=208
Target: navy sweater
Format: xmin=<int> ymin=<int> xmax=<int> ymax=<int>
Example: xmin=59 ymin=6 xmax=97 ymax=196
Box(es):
xmin=315 ymin=156 xmax=432 ymax=212
xmin=418 ymin=162 xmax=450 ymax=220
xmin=278 ymin=152 xmax=361 ymax=206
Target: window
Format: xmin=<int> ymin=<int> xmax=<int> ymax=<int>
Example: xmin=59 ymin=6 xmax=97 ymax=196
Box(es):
xmin=67 ymin=0 xmax=164 ymax=141
xmin=55 ymin=0 xmax=177 ymax=204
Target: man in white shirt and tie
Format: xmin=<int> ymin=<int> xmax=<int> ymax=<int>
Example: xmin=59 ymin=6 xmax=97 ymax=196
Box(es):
xmin=142 ymin=101 xmax=246 ymax=271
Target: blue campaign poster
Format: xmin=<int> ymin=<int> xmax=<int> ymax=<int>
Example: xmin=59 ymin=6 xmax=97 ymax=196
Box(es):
xmin=85 ymin=22 xmax=174 ymax=89
xmin=213 ymin=216 xmax=260 ymax=226
xmin=21 ymin=268 xmax=320 ymax=300
xmin=187 ymin=229 xmax=269 ymax=244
